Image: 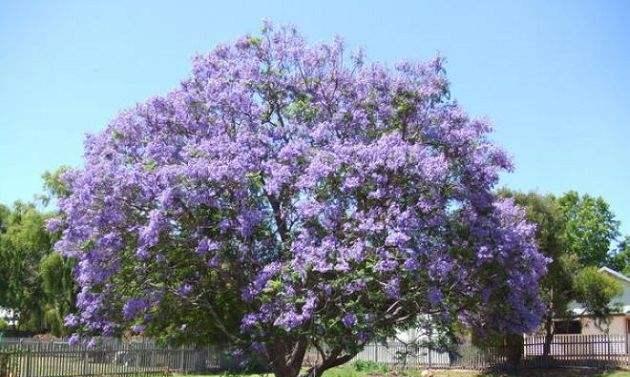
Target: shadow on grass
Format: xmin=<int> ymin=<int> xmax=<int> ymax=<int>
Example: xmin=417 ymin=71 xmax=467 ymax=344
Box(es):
xmin=407 ymin=367 xmax=630 ymax=377
xmin=175 ymin=363 xmax=630 ymax=377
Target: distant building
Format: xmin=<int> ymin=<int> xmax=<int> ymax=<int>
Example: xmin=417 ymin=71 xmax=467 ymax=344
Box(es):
xmin=0 ymin=307 xmax=17 ymax=328
xmin=557 ymin=267 xmax=630 ymax=335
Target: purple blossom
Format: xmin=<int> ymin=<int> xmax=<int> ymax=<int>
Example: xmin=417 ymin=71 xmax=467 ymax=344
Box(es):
xmin=241 ymin=313 xmax=259 ymax=331
xmin=64 ymin=314 xmax=79 ymax=328
xmin=242 ymin=262 xmax=282 ymax=302
xmin=403 ymin=258 xmax=420 ymax=271
xmin=53 ymin=23 xmax=546 ymax=346
xmin=68 ymin=334 xmax=81 ymax=346
xmin=122 ymin=298 xmax=149 ymax=320
xmin=375 ymin=259 xmax=398 ymax=272
xmin=342 ymin=313 xmax=357 ymax=328
xmin=177 ymin=283 xmax=193 ymax=297
xmin=86 ymin=338 xmax=97 ymax=349
xmin=274 ymin=310 xmax=303 ymax=330
xmin=196 ymin=238 xmax=219 ymax=255
xmin=384 ymin=278 xmax=400 ymax=300
xmin=427 ymin=287 xmax=443 ymax=305
xmin=344 ymin=279 xmax=367 ymax=295
xmin=45 ymin=218 xmax=64 ymax=233
xmin=131 ymin=324 xmax=145 ymax=334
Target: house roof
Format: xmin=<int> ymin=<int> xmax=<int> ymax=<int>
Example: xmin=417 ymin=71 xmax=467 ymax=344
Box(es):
xmin=566 ymin=267 xmax=630 ymax=316
xmin=599 ymin=266 xmax=630 ymax=284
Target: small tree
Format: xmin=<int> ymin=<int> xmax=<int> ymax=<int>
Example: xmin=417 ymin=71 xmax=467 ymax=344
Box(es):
xmin=0 ymin=202 xmax=52 ymax=332
xmin=558 ymin=191 xmax=620 ymax=266
xmin=573 ymin=267 xmax=622 ymax=330
xmin=53 ymin=23 xmax=546 ymax=377
xmin=40 ymin=252 xmax=75 ymax=336
xmin=499 ymin=190 xmax=623 ymax=357
xmin=608 ymin=236 xmax=630 ymax=276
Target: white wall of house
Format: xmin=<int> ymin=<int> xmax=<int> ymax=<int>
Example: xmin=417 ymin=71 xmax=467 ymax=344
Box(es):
xmin=0 ymin=307 xmax=17 ymax=327
xmin=579 ymin=315 xmax=627 ymax=335
xmin=607 ymin=270 xmax=630 ymax=313
xmin=564 ymin=267 xmax=630 ymax=335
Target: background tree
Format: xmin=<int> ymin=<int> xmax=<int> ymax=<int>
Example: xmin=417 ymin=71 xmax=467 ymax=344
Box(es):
xmin=608 ymin=236 xmax=630 ymax=276
xmin=40 ymin=167 xmax=72 ymax=206
xmin=558 ymin=191 xmax=619 ymax=266
xmin=39 ymin=166 xmax=76 ymax=336
xmin=0 ymin=167 xmax=75 ymax=336
xmin=39 ymin=252 xmax=75 ymax=336
xmin=499 ymin=189 xmax=622 ymax=357
xmin=54 ymin=24 xmax=546 ymax=377
xmin=0 ymin=201 xmax=52 ymax=331
xmin=0 ymin=204 xmax=11 ymax=308
xmin=497 ymin=190 xmax=568 ymax=358
xmin=573 ymin=267 xmax=622 ymax=322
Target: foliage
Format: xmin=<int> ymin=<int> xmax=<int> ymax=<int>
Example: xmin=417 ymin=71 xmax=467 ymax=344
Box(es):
xmin=558 ymin=191 xmax=620 ymax=266
xmin=497 ymin=189 xmax=624 ymax=355
xmin=0 ymin=191 xmax=74 ymax=335
xmin=351 ymin=360 xmax=388 ymax=374
xmin=39 ymin=251 xmax=75 ymax=336
xmin=53 ymin=23 xmax=546 ymax=377
xmin=39 ymin=166 xmax=72 ymax=206
xmin=319 ymin=361 xmax=388 ymax=377
xmin=0 ymin=318 xmax=7 ymax=331
xmin=0 ymin=201 xmax=51 ymax=331
xmin=498 ymin=190 xmax=571 ymax=316
xmin=573 ymin=266 xmax=622 ymax=320
xmin=607 ymin=236 xmax=630 ymax=276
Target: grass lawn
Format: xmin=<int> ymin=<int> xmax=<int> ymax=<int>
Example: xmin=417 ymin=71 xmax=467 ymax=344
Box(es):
xmin=176 ymin=363 xmax=630 ymax=377
xmin=422 ymin=369 xmax=630 ymax=377
xmin=176 ymin=371 xmax=630 ymax=377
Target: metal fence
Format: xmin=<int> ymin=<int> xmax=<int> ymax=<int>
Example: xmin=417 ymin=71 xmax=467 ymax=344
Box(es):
xmin=3 ymin=334 xmax=630 ymax=376
xmin=352 ymin=341 xmax=505 ymax=369
xmin=0 ymin=341 xmax=226 ymax=377
xmin=325 ymin=334 xmax=630 ymax=370
xmin=303 ymin=340 xmax=508 ymax=370
xmin=523 ymin=334 xmax=630 ymax=368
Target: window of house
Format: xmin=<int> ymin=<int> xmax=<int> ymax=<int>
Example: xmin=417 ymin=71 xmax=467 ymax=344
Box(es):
xmin=554 ymin=320 xmax=582 ymax=334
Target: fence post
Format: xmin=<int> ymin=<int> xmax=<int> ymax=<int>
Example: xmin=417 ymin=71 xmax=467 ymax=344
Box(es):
xmin=374 ymin=344 xmax=378 ymax=363
xmin=82 ymin=346 xmax=88 ymax=376
xmin=25 ymin=345 xmax=31 ymax=377
xmin=180 ymin=348 xmax=185 ymax=372
xmin=626 ymin=331 xmax=629 ymax=366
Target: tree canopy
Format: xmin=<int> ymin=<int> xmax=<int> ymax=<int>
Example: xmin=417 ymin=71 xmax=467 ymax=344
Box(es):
xmin=498 ymin=189 xmax=623 ymax=356
xmin=0 ymin=201 xmax=73 ymax=335
xmin=608 ymin=236 xmax=630 ymax=275
xmin=558 ymin=191 xmax=619 ymax=266
xmin=53 ymin=24 xmax=546 ymax=377
xmin=0 ymin=167 xmax=76 ymax=336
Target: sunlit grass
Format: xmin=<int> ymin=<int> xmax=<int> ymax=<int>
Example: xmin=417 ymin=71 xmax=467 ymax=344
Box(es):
xmin=175 ymin=361 xmax=630 ymax=377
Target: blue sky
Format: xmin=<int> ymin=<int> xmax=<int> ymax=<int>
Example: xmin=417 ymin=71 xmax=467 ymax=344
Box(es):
xmin=1 ymin=1 xmax=629 ymax=235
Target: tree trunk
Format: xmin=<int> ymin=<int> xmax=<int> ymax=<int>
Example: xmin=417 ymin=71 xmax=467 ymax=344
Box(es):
xmin=542 ymin=316 xmax=554 ymax=358
xmin=504 ymin=333 xmax=523 ymax=372
xmin=268 ymin=337 xmax=308 ymax=377
xmin=301 ymin=354 xmax=355 ymax=377
xmin=267 ymin=338 xmax=357 ymax=377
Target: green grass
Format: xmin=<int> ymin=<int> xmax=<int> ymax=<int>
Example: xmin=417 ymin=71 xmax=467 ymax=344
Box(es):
xmin=323 ymin=362 xmax=630 ymax=377
xmin=422 ymin=369 xmax=630 ymax=377
xmin=322 ymin=360 xmax=389 ymax=377
xmin=175 ymin=363 xmax=630 ymax=377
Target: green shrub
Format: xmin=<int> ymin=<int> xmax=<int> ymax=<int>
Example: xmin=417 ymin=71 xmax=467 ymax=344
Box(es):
xmin=322 ymin=365 xmax=359 ymax=377
xmin=352 ymin=360 xmax=388 ymax=374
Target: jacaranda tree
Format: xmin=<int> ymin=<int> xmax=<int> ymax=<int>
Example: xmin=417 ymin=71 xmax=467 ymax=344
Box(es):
xmin=52 ymin=23 xmax=547 ymax=377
